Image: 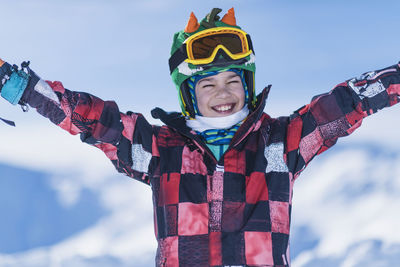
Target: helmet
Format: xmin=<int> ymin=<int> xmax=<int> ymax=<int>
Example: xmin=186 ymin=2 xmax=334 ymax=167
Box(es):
xmin=169 ymin=8 xmax=256 ymax=117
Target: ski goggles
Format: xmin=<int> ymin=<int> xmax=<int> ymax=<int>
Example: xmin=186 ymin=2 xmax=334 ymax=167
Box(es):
xmin=169 ymin=27 xmax=254 ymax=73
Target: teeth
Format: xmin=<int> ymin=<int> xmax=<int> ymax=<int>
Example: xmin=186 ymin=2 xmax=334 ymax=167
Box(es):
xmin=214 ymin=104 xmax=233 ymax=112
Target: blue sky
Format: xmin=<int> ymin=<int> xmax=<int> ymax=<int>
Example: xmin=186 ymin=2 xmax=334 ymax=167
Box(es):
xmin=1 ymin=0 xmax=400 ymax=119
xmin=1 ymin=1 xmax=400 ymax=266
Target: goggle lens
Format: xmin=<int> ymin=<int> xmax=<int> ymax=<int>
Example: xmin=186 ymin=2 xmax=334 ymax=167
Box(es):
xmin=191 ymin=33 xmax=244 ymax=60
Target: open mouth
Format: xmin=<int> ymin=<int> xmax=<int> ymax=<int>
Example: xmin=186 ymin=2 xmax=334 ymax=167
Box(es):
xmin=211 ymin=103 xmax=236 ymax=113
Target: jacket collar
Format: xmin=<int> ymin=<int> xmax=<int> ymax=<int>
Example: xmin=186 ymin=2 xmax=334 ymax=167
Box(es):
xmin=230 ymin=85 xmax=271 ymax=146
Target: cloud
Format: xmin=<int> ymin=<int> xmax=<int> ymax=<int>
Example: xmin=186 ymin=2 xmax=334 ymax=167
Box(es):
xmin=291 ymin=144 xmax=400 ymax=265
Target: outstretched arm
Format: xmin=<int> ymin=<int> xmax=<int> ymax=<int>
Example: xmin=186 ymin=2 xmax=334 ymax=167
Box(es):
xmin=286 ymin=63 xmax=400 ymax=179
xmin=0 ymin=59 xmax=158 ymax=184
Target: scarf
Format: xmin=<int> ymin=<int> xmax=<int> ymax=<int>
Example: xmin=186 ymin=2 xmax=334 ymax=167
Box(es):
xmin=186 ymin=106 xmax=249 ymax=145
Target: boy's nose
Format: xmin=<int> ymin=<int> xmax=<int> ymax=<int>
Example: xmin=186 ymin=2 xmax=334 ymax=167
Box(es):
xmin=214 ymin=86 xmax=230 ymax=98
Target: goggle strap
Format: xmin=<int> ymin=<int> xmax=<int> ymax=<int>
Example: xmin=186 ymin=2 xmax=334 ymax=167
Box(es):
xmin=169 ymin=44 xmax=187 ymax=74
xmin=246 ymin=34 xmax=255 ymax=55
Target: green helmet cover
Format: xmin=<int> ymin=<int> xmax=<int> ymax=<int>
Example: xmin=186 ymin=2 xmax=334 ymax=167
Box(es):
xmin=169 ymin=8 xmax=256 ymax=117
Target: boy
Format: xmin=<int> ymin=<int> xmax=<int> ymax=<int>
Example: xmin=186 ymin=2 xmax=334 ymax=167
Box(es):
xmin=1 ymin=7 xmax=400 ymax=267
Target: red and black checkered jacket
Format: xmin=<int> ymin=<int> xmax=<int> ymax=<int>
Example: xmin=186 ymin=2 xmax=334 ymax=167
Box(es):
xmin=20 ymin=63 xmax=400 ymax=266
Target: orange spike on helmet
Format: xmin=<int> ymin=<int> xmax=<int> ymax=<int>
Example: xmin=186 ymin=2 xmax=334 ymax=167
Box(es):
xmin=221 ymin=7 xmax=236 ymax=26
xmin=184 ymin=12 xmax=200 ymax=33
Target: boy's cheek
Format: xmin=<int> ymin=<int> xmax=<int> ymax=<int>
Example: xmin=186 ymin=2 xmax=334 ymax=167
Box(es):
xmin=196 ymin=98 xmax=210 ymax=115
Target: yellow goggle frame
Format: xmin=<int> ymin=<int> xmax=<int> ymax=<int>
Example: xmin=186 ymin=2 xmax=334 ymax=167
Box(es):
xmin=184 ymin=27 xmax=253 ymax=65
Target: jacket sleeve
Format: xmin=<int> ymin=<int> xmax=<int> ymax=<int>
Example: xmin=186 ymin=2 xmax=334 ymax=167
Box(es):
xmin=20 ymin=69 xmax=158 ymax=185
xmin=285 ymin=63 xmax=400 ymax=179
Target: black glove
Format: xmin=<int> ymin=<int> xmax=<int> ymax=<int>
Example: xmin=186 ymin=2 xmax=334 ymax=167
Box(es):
xmin=0 ymin=60 xmax=13 ymax=92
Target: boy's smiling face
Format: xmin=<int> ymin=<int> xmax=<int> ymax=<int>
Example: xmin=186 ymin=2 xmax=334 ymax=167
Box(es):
xmin=195 ymin=71 xmax=245 ymax=117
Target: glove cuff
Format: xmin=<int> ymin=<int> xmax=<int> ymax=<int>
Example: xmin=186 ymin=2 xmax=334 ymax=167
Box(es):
xmin=1 ymin=70 xmax=29 ymax=105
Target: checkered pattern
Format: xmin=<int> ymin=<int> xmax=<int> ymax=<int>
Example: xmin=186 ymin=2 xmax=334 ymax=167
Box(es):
xmin=20 ymin=63 xmax=400 ymax=266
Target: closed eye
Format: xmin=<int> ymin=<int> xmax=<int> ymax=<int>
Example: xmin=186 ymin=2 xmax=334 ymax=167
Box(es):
xmin=227 ymin=78 xmax=241 ymax=84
